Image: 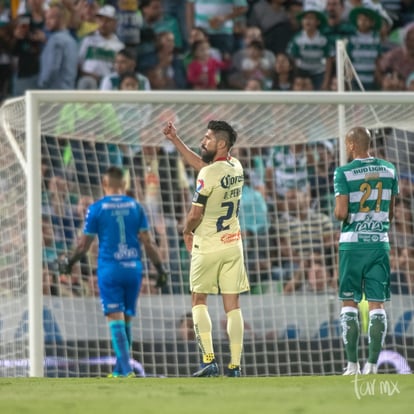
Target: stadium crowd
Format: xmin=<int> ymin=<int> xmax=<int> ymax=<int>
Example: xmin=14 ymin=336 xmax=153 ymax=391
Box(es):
xmin=1 ymin=0 xmax=414 ymax=100
xmin=1 ymin=0 xmax=414 ymax=297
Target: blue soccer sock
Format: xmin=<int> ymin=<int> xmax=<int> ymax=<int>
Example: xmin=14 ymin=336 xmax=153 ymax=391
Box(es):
xmin=112 ymin=321 xmax=132 ymax=375
xmin=109 ymin=320 xmax=132 ymax=376
xmin=125 ymin=321 xmax=132 ymax=349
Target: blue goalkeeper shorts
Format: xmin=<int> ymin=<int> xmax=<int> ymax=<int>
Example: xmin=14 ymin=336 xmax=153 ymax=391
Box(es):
xmin=97 ymin=260 xmax=142 ymax=316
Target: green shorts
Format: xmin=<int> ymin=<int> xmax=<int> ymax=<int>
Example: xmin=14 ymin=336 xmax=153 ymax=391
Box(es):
xmin=338 ymin=249 xmax=390 ymax=303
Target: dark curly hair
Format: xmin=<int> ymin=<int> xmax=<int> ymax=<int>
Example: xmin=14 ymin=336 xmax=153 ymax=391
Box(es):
xmin=207 ymin=120 xmax=237 ymax=148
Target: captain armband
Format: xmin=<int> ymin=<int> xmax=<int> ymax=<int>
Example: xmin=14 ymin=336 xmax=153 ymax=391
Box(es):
xmin=192 ymin=191 xmax=208 ymax=205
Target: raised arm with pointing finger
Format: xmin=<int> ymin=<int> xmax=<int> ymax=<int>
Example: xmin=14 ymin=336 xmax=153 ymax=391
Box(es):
xmin=163 ymin=121 xmax=207 ymax=172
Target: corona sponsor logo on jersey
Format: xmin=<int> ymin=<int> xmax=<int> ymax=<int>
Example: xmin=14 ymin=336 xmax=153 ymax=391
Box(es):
xmin=220 ymin=174 xmax=244 ymax=189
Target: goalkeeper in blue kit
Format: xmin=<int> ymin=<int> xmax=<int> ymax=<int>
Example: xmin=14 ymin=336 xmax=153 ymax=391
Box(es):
xmin=59 ymin=166 xmax=167 ymax=377
xmin=334 ymin=127 xmax=398 ymax=375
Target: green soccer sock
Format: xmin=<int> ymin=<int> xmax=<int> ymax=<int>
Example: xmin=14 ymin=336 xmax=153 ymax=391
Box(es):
xmin=340 ymin=307 xmax=360 ymax=363
xmin=367 ymin=309 xmax=387 ymax=364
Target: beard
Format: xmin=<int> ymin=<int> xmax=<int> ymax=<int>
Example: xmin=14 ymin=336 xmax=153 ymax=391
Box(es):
xmin=201 ymin=149 xmax=216 ymax=163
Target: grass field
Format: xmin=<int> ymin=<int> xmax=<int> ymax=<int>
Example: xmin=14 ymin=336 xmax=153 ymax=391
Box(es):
xmin=0 ymin=375 xmax=412 ymax=414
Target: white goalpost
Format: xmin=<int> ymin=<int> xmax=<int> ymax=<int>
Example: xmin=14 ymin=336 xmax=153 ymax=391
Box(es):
xmin=1 ymin=90 xmax=414 ymax=377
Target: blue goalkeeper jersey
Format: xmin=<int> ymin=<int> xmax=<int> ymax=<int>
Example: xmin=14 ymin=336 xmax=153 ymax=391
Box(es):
xmin=83 ymin=195 xmax=149 ymax=263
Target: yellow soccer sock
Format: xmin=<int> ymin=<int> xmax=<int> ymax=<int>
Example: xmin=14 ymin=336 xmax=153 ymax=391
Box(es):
xmin=227 ymin=308 xmax=244 ymax=367
xmin=192 ymin=304 xmax=215 ymax=363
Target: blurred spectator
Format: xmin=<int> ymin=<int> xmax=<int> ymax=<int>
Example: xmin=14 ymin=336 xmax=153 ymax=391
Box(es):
xmin=11 ymin=8 xmax=46 ymax=96
xmin=283 ymin=250 xmax=335 ymax=294
xmin=378 ymin=5 xmax=397 ymax=53
xmin=187 ymin=39 xmax=230 ymax=89
xmin=380 ymin=67 xmax=406 ymax=90
xmin=116 ymin=0 xmax=142 ymax=48
xmin=183 ymin=25 xmax=222 ymax=69
xmin=307 ymin=140 xmax=336 ymax=215
xmin=42 ymin=214 xmax=58 ymax=268
xmin=247 ymin=0 xmax=293 ymax=55
xmin=60 ymin=0 xmax=82 ymax=36
xmin=177 ymin=311 xmax=195 ymax=341
xmin=292 ymin=71 xmax=314 ymax=90
xmin=265 ymin=137 xmax=310 ymax=213
xmin=43 ymin=173 xmax=77 ymax=253
xmin=323 ymin=0 xmax=354 ymax=44
xmin=140 ymin=0 xmax=183 ymax=50
xmin=162 ymin=0 xmax=188 ymax=49
xmin=378 ymin=22 xmax=414 ymax=84
xmin=144 ymin=30 xmax=187 ymax=89
xmin=239 ymin=171 xmax=271 ymax=289
xmin=277 ymin=186 xmax=336 ymax=279
xmin=287 ymin=2 xmax=333 ymax=90
xmin=38 ymin=3 xmax=78 ymax=89
xmin=186 ymin=0 xmax=248 ymax=55
xmin=239 ymin=40 xmax=274 ymax=88
xmin=118 ymin=71 xmax=140 ymax=90
xmin=228 ymin=25 xmax=275 ymax=89
xmin=244 ymin=76 xmax=263 ymax=90
xmin=233 ymin=146 xmax=266 ymax=197
xmin=347 ymin=3 xmax=383 ymax=90
xmin=271 ymin=51 xmax=295 ymax=90
xmin=0 ymin=0 xmax=13 ymax=102
xmin=77 ymin=5 xmax=125 ymax=90
xmin=75 ymin=0 xmax=99 ymax=40
xmin=100 ymin=48 xmax=151 ymax=90
xmin=286 ymin=0 xmax=303 ymax=33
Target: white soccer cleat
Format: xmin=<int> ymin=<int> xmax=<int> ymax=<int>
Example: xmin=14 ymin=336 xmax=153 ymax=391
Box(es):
xmin=362 ymin=362 xmax=378 ymax=375
xmin=343 ymin=362 xmax=361 ymax=375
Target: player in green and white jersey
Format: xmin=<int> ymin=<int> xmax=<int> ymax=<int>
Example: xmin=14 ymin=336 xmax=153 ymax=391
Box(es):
xmin=334 ymin=126 xmax=399 ymax=375
xmin=163 ymin=120 xmax=250 ymax=378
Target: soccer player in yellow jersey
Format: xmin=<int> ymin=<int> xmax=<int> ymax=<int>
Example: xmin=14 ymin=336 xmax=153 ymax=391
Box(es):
xmin=163 ymin=120 xmax=250 ymax=377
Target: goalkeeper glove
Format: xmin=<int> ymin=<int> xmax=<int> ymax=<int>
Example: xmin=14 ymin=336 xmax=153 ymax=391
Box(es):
xmin=58 ymin=256 xmax=72 ymax=275
xmin=154 ymin=263 xmax=168 ymax=288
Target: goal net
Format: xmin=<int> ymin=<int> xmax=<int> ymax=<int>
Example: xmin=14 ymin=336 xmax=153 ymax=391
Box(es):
xmin=0 ymin=90 xmax=413 ymax=377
